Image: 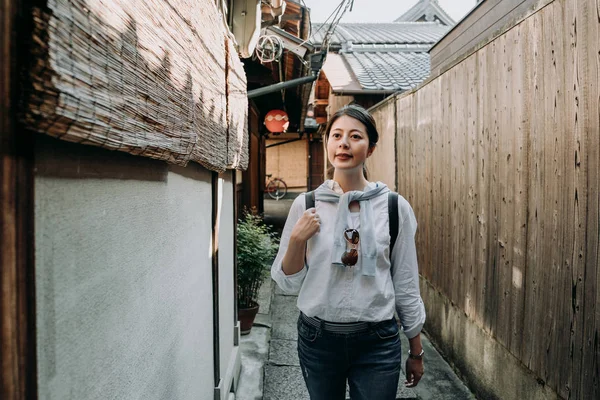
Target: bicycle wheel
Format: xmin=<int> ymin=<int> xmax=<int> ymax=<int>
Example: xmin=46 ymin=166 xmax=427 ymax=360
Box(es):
xmin=267 ymin=178 xmax=287 ymax=200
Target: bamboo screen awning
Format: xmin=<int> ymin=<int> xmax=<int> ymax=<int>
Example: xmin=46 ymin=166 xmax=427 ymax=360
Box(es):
xmin=22 ymin=0 xmax=248 ymax=172
xmin=226 ymin=38 xmax=249 ymax=170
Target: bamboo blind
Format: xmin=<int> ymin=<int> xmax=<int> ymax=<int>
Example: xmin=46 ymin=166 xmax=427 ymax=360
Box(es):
xmin=226 ymin=37 xmax=249 ymax=170
xmin=22 ymin=0 xmax=248 ymax=171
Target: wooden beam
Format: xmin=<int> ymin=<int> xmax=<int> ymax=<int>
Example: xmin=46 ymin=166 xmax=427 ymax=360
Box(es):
xmin=429 ymin=0 xmax=555 ymax=77
xmin=313 ymin=99 xmax=329 ymax=106
xmin=1 ymin=0 xmax=37 ymax=399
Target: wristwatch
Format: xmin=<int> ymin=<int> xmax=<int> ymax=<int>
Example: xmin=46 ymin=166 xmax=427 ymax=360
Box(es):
xmin=408 ymin=349 xmax=425 ymax=360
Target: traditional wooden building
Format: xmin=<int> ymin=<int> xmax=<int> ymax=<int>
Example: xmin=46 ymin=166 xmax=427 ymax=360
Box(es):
xmin=241 ymin=0 xmax=318 ymax=203
xmin=2 ymin=0 xmax=253 ymax=399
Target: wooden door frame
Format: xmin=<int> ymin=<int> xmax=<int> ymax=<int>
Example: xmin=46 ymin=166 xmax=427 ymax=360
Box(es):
xmin=1 ymin=0 xmax=37 ymax=398
xmin=307 ymin=136 xmax=325 ymax=191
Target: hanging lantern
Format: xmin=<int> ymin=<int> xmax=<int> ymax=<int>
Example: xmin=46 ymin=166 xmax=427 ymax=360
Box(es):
xmin=264 ymin=109 xmax=289 ymax=133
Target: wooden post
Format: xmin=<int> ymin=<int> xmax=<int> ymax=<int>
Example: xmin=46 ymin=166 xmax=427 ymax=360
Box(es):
xmin=211 ymin=172 xmax=221 ymax=394
xmin=1 ymin=0 xmax=37 ymax=399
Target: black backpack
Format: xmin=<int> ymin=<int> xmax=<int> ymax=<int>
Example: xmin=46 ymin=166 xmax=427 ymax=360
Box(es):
xmin=304 ymin=191 xmax=400 ymax=253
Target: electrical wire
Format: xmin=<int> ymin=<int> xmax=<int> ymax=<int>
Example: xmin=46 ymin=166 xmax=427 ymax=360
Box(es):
xmin=321 ymin=0 xmax=354 ymax=51
xmin=308 ymin=0 xmax=345 ymax=42
xmin=269 ymin=0 xmax=354 ymax=96
xmin=282 ymin=0 xmax=351 ymax=66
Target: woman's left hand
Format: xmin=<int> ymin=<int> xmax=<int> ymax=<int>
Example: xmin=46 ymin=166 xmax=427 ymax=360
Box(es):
xmin=404 ymin=358 xmax=424 ymax=387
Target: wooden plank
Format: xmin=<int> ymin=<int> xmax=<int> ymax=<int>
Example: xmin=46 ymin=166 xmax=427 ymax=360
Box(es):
xmin=522 ymin=6 xmax=547 ymax=376
xmin=550 ymin=2 xmax=574 ymax=395
xmin=423 ymin=88 xmax=432 ymax=282
xmin=453 ymin=63 xmax=460 ymax=305
xmin=412 ymin=90 xmax=422 ymax=271
xmin=549 ymin=3 xmax=585 ymax=398
xmin=483 ymin=39 xmax=500 ymax=336
xmin=538 ymin=3 xmax=554 ymax=384
xmin=395 ymin=96 xmax=406 ymax=195
xmin=409 ymin=89 xmax=418 ymax=218
xmin=552 ymin=1 xmax=571 ymax=393
xmin=507 ymin=22 xmax=528 ymax=361
xmin=580 ymin=1 xmax=600 ymax=398
xmin=1 ymin=0 xmax=37 ymax=399
xmin=435 ymin=77 xmax=444 ymax=288
xmin=463 ymin=54 xmax=478 ymax=320
xmin=448 ymin=65 xmax=458 ymax=305
xmin=474 ymin=49 xmax=489 ymax=327
xmin=417 ymin=88 xmax=435 ymax=276
xmin=455 ymin=60 xmax=469 ymax=312
xmin=540 ymin=3 xmax=565 ymax=389
xmin=449 ymin=63 xmax=459 ymax=309
xmin=495 ymin=30 xmax=513 ymax=350
xmin=513 ymin=15 xmax=532 ymax=361
xmin=567 ymin=0 xmax=599 ymax=397
xmin=441 ymin=71 xmax=453 ymax=298
xmin=421 ymin=87 xmax=433 ymax=279
xmin=424 ymin=81 xmax=441 ymax=283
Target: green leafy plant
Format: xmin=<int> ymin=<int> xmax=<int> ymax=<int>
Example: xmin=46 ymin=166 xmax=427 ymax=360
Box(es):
xmin=237 ymin=211 xmax=279 ymax=309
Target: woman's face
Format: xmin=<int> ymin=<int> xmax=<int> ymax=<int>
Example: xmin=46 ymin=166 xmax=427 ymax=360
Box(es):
xmin=327 ymin=115 xmax=374 ymax=173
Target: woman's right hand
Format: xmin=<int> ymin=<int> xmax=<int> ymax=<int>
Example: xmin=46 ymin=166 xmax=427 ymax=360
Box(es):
xmin=290 ymin=208 xmax=321 ymax=243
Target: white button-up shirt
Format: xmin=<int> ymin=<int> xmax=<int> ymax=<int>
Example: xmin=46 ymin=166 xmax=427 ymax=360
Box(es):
xmin=271 ymin=181 xmax=426 ymax=338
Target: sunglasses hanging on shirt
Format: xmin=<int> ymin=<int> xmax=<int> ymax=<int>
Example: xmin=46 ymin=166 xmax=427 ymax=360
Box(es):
xmin=341 ymin=228 xmax=359 ymax=266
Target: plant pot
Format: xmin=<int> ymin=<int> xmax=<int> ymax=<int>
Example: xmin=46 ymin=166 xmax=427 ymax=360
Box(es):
xmin=238 ymin=303 xmax=260 ymax=335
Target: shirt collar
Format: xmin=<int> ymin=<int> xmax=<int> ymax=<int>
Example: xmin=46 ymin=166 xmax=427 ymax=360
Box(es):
xmin=325 ymin=179 xmax=377 ymax=194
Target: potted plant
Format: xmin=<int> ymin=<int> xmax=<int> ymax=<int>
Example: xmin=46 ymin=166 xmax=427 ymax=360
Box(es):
xmin=237 ymin=211 xmax=279 ymax=335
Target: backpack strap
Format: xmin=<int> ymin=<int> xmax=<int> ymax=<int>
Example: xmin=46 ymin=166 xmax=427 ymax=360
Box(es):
xmin=388 ymin=192 xmax=399 ymax=253
xmin=305 ymin=190 xmax=315 ymax=210
xmin=304 ymin=191 xmax=315 ymax=269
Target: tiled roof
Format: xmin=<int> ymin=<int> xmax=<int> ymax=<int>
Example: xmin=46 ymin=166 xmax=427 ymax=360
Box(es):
xmin=314 ymin=21 xmax=450 ymax=93
xmin=310 ymin=22 xmax=449 ymax=46
xmin=341 ymin=51 xmax=431 ymax=91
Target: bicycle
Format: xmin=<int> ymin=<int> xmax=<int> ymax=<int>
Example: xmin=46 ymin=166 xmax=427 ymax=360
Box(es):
xmin=265 ymin=174 xmax=287 ymax=200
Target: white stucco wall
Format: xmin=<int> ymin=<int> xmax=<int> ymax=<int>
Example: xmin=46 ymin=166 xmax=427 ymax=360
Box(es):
xmin=34 ymin=137 xmax=225 ymax=400
xmin=217 ymin=173 xmax=239 ymax=397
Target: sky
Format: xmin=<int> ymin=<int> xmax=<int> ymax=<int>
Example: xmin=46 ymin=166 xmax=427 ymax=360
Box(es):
xmin=301 ymin=0 xmax=477 ymax=24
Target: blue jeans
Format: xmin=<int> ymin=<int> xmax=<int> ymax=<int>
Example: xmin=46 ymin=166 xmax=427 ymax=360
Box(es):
xmin=297 ymin=315 xmax=402 ymax=400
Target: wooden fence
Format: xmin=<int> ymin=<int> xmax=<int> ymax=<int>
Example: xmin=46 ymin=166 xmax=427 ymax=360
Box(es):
xmin=370 ymin=0 xmax=599 ymax=398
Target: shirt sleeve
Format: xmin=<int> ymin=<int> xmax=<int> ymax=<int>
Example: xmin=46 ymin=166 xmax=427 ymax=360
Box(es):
xmin=390 ymin=197 xmax=426 ymax=339
xmin=270 ymin=194 xmax=308 ymax=294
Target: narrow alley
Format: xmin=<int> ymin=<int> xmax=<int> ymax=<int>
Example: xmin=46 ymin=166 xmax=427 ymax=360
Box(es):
xmin=3 ymin=1 xmax=599 ymax=399
xmin=237 ymin=198 xmax=475 ymax=400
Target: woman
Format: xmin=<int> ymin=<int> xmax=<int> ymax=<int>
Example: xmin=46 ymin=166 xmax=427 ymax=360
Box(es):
xmin=271 ymin=104 xmax=426 ymax=400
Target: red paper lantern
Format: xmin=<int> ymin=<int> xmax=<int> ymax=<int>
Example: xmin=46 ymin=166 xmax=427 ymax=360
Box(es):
xmin=264 ymin=109 xmax=290 ymax=133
